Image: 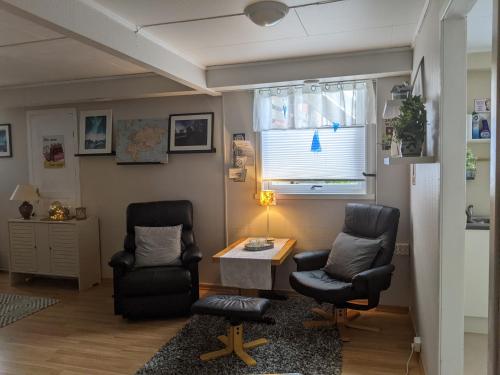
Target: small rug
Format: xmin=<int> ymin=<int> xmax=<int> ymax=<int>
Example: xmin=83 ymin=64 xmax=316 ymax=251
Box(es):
xmin=0 ymin=293 xmax=59 ymax=328
xmin=137 ymin=297 xmax=342 ymax=375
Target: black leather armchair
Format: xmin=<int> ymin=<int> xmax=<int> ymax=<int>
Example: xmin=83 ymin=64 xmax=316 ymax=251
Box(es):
xmin=290 ymin=203 xmax=400 ymax=334
xmin=109 ymin=200 xmax=202 ymax=319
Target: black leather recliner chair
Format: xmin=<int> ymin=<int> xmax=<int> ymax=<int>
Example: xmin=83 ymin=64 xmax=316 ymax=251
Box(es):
xmin=290 ymin=203 xmax=400 ymax=335
xmin=109 ymin=200 xmax=202 ymax=319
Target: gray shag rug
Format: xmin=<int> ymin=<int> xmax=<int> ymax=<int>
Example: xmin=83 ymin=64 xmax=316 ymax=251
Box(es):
xmin=0 ymin=293 xmax=59 ymax=328
xmin=137 ymin=297 xmax=342 ymax=375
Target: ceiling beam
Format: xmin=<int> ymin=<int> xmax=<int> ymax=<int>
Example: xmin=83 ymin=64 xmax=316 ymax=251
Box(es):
xmin=0 ymin=0 xmax=217 ymax=95
xmin=0 ymin=74 xmax=198 ymax=109
xmin=206 ymin=47 xmax=413 ymax=91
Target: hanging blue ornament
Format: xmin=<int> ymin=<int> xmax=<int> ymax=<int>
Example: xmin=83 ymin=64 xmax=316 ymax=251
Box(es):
xmin=332 ymin=122 xmax=340 ymax=132
xmin=311 ymin=129 xmax=322 ymax=152
xmin=283 ymin=105 xmax=287 ymax=118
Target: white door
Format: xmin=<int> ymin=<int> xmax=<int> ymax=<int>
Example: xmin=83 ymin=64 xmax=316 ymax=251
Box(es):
xmin=27 ymin=109 xmax=80 ymax=213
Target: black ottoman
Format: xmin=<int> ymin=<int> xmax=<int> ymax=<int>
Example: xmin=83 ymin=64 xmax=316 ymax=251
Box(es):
xmin=191 ymin=295 xmax=271 ymax=366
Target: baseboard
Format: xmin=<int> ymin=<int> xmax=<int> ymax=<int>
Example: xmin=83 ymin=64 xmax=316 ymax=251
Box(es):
xmin=199 ymin=283 xmax=409 ymax=313
xmin=465 ymin=316 xmax=488 ymax=334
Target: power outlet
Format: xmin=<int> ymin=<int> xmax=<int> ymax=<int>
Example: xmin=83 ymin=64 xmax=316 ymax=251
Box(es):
xmin=412 ymin=336 xmax=422 ymax=353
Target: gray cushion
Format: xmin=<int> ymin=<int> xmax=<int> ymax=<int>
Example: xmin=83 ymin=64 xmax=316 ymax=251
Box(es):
xmin=134 ymin=225 xmax=182 ymax=267
xmin=322 ymin=232 xmax=382 ymax=281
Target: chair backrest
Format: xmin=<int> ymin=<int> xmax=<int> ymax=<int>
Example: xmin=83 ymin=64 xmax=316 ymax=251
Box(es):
xmin=124 ymin=200 xmax=195 ymax=253
xmin=342 ymin=203 xmax=400 ymax=267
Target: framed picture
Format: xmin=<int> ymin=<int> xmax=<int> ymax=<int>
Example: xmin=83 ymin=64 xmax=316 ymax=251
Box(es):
xmin=78 ymin=110 xmax=113 ymax=154
xmin=0 ymin=124 xmax=12 ymax=158
xmin=412 ymin=57 xmax=425 ymax=99
xmin=474 ymin=98 xmax=490 ymax=112
xmin=169 ymin=112 xmax=214 ymax=153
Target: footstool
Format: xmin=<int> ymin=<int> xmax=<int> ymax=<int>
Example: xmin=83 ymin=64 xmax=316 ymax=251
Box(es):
xmin=191 ymin=295 xmax=271 ymax=366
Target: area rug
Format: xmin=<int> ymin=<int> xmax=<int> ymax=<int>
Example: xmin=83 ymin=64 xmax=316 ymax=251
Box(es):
xmin=0 ymin=293 xmax=59 ymax=328
xmin=137 ymin=297 xmax=342 ymax=375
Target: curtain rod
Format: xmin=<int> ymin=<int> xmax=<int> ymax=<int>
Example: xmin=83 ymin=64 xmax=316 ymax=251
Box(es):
xmin=254 ymin=79 xmax=373 ymax=93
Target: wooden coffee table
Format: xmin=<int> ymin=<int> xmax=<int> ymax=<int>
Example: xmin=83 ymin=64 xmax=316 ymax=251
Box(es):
xmin=212 ymin=237 xmax=297 ymax=299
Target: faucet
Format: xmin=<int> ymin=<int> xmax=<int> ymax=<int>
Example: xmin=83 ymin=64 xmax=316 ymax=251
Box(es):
xmin=466 ymin=205 xmax=474 ymax=223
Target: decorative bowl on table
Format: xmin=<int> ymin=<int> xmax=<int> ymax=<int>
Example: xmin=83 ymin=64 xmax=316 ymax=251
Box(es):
xmin=244 ymin=238 xmax=274 ymax=251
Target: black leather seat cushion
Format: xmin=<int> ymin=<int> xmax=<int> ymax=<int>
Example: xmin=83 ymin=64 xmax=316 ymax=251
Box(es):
xmin=121 ymin=266 xmax=191 ymax=297
xmin=192 ymin=295 xmax=270 ymax=321
xmin=290 ymin=270 xmax=356 ymax=304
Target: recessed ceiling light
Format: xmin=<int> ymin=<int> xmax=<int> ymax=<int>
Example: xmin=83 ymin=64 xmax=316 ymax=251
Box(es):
xmin=244 ymin=1 xmax=289 ymax=27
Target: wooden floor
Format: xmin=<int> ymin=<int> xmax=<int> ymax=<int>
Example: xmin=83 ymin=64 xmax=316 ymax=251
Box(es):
xmin=0 ymin=273 xmax=423 ymax=375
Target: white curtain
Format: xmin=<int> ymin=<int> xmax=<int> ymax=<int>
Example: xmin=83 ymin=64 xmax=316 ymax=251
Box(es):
xmin=253 ymin=80 xmax=376 ymax=131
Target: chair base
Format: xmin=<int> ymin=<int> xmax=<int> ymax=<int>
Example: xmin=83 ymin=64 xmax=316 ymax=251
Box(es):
xmin=200 ymin=324 xmax=269 ymax=366
xmin=304 ymin=307 xmax=380 ymax=342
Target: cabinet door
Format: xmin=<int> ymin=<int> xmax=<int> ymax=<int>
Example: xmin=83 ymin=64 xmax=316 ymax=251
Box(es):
xmin=9 ymin=223 xmax=37 ymax=272
xmin=49 ymin=225 xmax=78 ymax=276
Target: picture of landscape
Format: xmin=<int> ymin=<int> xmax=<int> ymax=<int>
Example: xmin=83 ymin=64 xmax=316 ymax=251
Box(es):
xmin=0 ymin=124 xmax=12 ymax=157
xmin=0 ymin=129 xmax=6 ymax=153
xmin=85 ymin=115 xmax=107 ymax=149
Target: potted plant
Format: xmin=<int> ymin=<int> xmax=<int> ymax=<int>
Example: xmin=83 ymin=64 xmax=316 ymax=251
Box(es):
xmin=466 ymin=148 xmax=477 ymax=180
xmin=391 ymin=95 xmax=427 ymax=157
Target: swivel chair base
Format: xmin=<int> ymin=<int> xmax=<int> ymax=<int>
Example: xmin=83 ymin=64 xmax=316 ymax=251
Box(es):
xmin=304 ymin=307 xmax=380 ymax=342
xmin=200 ymin=323 xmax=269 ymax=366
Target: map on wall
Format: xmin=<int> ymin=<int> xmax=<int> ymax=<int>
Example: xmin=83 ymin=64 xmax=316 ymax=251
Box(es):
xmin=116 ymin=118 xmax=169 ymax=164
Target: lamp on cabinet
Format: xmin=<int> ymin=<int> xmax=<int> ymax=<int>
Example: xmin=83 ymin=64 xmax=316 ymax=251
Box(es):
xmin=10 ymin=184 xmax=39 ymax=220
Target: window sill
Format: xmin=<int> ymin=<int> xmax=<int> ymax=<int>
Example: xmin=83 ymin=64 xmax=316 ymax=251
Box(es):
xmin=255 ymin=193 xmax=376 ymax=201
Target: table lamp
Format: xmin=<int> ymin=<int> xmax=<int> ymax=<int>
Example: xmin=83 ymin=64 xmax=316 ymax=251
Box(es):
xmin=259 ymin=190 xmax=276 ymax=241
xmin=10 ymin=184 xmax=39 ymax=220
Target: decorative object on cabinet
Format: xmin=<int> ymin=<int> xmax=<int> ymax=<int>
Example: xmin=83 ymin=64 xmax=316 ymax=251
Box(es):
xmin=10 ymin=184 xmax=39 ymax=220
xmin=75 ymin=207 xmax=87 ymax=220
xmin=412 ymin=57 xmax=425 ymax=98
xmin=8 ymin=217 xmax=101 ymax=291
xmin=391 ymin=95 xmax=427 ymax=157
xmin=116 ymin=118 xmax=169 ymax=164
xmin=48 ymin=201 xmax=70 ymax=221
xmin=259 ymin=190 xmax=276 ymax=241
xmin=168 ymin=112 xmax=215 ymax=153
xmin=78 ymin=109 xmax=113 ymax=155
xmin=466 ymin=149 xmax=477 ymax=180
xmin=0 ymin=124 xmax=12 ymax=158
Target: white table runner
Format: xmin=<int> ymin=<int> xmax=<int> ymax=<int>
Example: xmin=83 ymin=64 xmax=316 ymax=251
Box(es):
xmin=220 ymin=238 xmax=288 ymax=290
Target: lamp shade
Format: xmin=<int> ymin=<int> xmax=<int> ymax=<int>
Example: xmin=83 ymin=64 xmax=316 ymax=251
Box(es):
xmin=383 ymin=99 xmax=403 ymax=120
xmin=10 ymin=184 xmax=39 ymax=202
xmin=259 ymin=190 xmax=276 ymax=206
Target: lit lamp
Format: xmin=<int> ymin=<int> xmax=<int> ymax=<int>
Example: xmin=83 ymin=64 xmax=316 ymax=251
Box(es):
xmin=10 ymin=184 xmax=39 ymax=220
xmin=259 ymin=190 xmax=276 ymax=241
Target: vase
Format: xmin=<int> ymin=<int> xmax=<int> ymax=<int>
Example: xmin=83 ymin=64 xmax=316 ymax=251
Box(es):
xmin=466 ymin=169 xmax=476 ymax=180
xmin=399 ymin=135 xmax=423 ymax=157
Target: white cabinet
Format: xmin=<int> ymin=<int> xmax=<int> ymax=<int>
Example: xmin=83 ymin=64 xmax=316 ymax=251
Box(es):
xmin=8 ymin=217 xmax=100 ymax=291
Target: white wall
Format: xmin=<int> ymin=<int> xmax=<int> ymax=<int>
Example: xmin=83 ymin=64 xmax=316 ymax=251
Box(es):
xmin=222 ymin=75 xmax=412 ymax=305
xmin=410 ymin=1 xmax=446 ymax=375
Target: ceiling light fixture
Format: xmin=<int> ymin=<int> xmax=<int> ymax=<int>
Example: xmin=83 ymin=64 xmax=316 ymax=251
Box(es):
xmin=244 ymin=1 xmax=289 ymax=27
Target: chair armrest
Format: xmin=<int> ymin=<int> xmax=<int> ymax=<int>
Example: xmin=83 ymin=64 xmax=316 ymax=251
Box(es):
xmin=351 ymin=264 xmax=395 ymax=293
xmin=109 ymin=251 xmax=135 ymax=271
xmin=182 ymin=244 xmax=202 ymax=266
xmin=293 ymin=250 xmax=330 ymax=271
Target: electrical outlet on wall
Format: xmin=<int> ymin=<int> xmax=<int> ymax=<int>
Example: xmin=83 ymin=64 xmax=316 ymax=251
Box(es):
xmin=395 ymin=243 xmax=410 ymax=256
xmin=412 ymin=337 xmax=422 ymax=353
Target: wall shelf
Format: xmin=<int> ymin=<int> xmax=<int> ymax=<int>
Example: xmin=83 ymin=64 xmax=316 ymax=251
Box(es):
xmin=75 ymin=151 xmax=116 ymax=157
xmin=467 ymin=139 xmax=490 ymax=144
xmin=384 ymin=156 xmax=435 ymax=166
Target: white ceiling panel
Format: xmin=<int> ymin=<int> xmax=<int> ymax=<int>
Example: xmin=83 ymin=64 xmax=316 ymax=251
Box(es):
xmin=0 ymin=38 xmax=147 ymax=87
xmin=467 ymin=0 xmax=492 ymax=52
xmin=191 ymin=26 xmax=396 ymax=66
xmin=0 ymin=9 xmax=62 ymax=46
xmin=296 ymin=0 xmax=424 ymax=35
xmin=93 ymin=0 xmax=426 ymax=67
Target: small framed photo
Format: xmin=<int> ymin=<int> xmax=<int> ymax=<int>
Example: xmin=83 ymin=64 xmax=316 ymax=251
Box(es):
xmin=474 ymin=98 xmax=490 ymax=112
xmin=0 ymin=124 xmax=12 ymax=158
xmin=169 ymin=112 xmax=214 ymax=153
xmin=78 ymin=110 xmax=113 ymax=154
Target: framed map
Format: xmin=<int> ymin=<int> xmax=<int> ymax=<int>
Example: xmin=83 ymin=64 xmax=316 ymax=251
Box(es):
xmin=115 ymin=118 xmax=169 ymax=164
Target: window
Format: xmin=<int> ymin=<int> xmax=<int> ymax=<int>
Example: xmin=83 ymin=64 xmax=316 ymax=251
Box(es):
xmin=256 ymin=81 xmax=376 ymax=197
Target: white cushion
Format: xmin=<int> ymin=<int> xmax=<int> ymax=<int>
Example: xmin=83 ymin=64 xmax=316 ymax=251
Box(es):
xmin=134 ymin=225 xmax=183 ymax=267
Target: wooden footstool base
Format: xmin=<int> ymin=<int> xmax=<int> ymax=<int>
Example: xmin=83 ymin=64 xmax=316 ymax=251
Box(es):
xmin=200 ymin=323 xmax=268 ymax=366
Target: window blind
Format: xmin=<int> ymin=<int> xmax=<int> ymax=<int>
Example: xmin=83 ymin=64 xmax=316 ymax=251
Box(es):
xmin=261 ymin=127 xmax=366 ymax=181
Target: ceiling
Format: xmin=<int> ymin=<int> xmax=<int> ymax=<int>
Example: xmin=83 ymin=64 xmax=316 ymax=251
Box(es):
xmin=94 ymin=0 xmax=426 ymax=67
xmin=467 ymin=0 xmax=493 ymax=52
xmin=0 ymin=9 xmax=147 ymax=88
